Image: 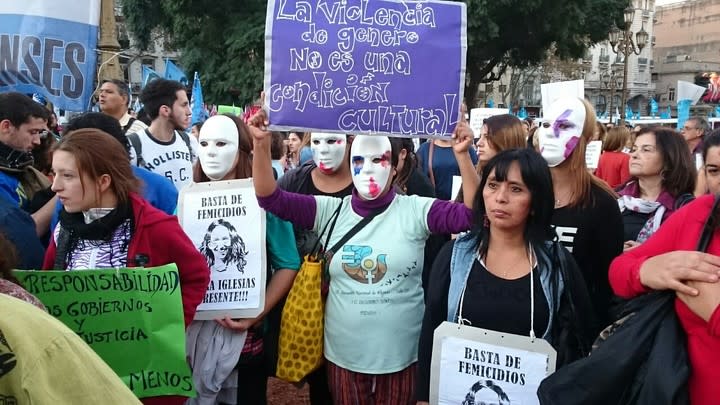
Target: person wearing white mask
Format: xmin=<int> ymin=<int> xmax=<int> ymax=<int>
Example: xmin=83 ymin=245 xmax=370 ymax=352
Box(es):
xmin=248 ymin=106 xmax=479 ymax=403
xmin=276 ymin=131 xmax=354 ymax=405
xmin=538 ymin=97 xmax=623 ymax=331
xmin=186 ymin=114 xmax=301 ymax=405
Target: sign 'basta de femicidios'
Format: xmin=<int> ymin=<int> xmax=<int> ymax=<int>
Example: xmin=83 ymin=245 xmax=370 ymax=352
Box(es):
xmin=430 ymin=322 xmax=557 ymax=405
xmin=265 ymin=0 xmax=467 ymax=138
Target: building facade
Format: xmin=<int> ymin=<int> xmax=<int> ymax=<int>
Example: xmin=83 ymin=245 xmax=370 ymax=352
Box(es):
xmin=114 ymin=4 xmax=183 ymax=99
xmin=479 ymin=1 xmax=656 ymax=117
xmin=653 ymin=0 xmax=720 ymax=114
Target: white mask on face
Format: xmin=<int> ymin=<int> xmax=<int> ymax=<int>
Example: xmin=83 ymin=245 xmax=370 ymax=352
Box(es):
xmin=538 ymin=97 xmax=587 ymax=167
xmin=350 ymin=135 xmax=393 ymax=200
xmin=198 ymin=115 xmax=239 ymax=180
xmin=311 ymin=132 xmax=347 ymax=174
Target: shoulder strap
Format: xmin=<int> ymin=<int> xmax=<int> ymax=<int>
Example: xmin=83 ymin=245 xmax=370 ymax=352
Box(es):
xmin=127 ymin=132 xmax=145 ymax=167
xmin=427 ymin=141 xmax=436 ymax=187
xmin=326 ymin=205 xmax=387 ymax=256
xmin=696 ymin=194 xmax=720 ymax=252
xmin=177 ymin=130 xmax=196 ymax=162
xmin=308 ymin=201 xmax=343 ymax=259
xmin=122 ymin=117 xmax=136 ymax=134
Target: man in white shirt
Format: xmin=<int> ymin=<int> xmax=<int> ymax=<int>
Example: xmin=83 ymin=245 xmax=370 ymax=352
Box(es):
xmin=135 ymin=78 xmax=198 ymax=190
xmin=98 ymin=79 xmax=148 ymax=136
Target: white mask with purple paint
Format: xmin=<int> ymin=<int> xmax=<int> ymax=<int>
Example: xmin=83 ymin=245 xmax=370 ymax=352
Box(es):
xmin=538 ymin=97 xmax=587 ymax=167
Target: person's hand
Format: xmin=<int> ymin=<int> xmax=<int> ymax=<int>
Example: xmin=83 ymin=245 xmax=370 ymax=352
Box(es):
xmin=677 ymin=280 xmax=720 ymax=322
xmin=215 ymin=316 xmax=259 ymax=332
xmin=638 ymin=251 xmax=720 ymax=295
xmin=452 ymin=121 xmax=474 ymax=154
xmin=247 ymin=92 xmax=270 ymax=141
xmin=623 ymin=240 xmax=641 ymax=251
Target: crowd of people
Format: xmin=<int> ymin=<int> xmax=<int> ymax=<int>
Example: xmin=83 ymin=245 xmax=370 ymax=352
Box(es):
xmin=1 ymin=77 xmax=719 ymax=405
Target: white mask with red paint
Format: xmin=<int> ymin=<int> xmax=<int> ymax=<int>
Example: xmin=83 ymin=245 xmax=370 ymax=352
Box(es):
xmin=350 ymin=135 xmax=393 ymax=200
xmin=538 ymin=97 xmax=587 ymax=167
xmin=311 ymin=132 xmax=347 ymax=174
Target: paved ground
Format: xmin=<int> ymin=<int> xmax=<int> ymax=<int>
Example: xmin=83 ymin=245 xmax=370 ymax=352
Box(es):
xmin=267 ymin=378 xmax=310 ymax=404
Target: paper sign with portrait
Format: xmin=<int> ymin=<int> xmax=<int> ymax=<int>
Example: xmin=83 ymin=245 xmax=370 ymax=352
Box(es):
xmin=430 ymin=322 xmax=556 ymax=405
xmin=178 ymin=179 xmax=267 ymax=320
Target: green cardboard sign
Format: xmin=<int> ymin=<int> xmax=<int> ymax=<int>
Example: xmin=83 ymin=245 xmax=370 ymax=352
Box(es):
xmin=15 ymin=265 xmax=195 ymax=399
xmin=217 ymin=105 xmax=243 ymax=116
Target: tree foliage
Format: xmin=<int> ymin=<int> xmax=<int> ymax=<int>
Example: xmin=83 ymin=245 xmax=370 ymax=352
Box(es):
xmin=120 ymin=0 xmax=627 ymax=107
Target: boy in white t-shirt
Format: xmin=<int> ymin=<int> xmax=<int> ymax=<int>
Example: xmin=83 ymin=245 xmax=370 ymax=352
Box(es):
xmin=132 ymin=78 xmax=198 ymax=190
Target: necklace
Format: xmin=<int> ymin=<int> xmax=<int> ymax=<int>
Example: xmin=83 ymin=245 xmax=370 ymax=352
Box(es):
xmin=480 ymin=248 xmax=530 ymax=279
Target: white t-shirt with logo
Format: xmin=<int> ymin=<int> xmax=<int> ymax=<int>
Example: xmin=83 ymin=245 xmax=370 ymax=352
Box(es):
xmin=313 ymin=194 xmax=434 ymax=373
xmin=132 ymin=129 xmax=198 ymax=191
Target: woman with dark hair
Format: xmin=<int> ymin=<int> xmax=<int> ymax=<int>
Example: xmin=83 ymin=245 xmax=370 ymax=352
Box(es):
xmin=416 ymin=149 xmax=595 ymax=404
xmin=199 ymin=219 xmax=249 ymax=273
xmin=595 ymin=126 xmax=631 ymax=188
xmin=250 ymin=105 xmax=479 ymax=404
xmin=695 ymin=129 xmax=720 ymax=195
xmin=609 ymin=194 xmax=720 ymax=403
xmin=538 ymin=97 xmax=624 ymax=331
xmin=43 ymin=128 xmax=210 ymax=405
xmin=389 ymin=136 xmax=434 ymax=197
xmin=617 ymin=127 xmax=696 ymax=250
xmin=188 ymin=114 xmax=300 ymax=405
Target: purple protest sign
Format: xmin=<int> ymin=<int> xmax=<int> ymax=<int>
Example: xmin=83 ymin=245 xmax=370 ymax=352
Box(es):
xmin=264 ymin=0 xmax=467 ymax=138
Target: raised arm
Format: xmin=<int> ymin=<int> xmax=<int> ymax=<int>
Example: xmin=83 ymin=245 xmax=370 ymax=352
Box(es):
xmin=248 ymin=105 xmax=316 ymax=228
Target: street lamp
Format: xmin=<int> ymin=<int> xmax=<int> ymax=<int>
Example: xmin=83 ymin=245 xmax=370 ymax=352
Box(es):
xmin=609 ymin=3 xmax=650 ymax=125
xmin=601 ymin=69 xmax=621 ymax=121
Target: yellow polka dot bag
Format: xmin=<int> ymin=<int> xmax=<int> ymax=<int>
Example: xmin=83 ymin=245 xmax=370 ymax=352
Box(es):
xmin=276 ymin=203 xmax=343 ymax=382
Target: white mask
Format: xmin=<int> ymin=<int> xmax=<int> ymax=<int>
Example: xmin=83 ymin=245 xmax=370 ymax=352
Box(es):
xmin=198 ymin=115 xmax=239 ymax=180
xmin=538 ymin=97 xmax=587 ymax=167
xmin=311 ymin=132 xmax=347 ymax=174
xmin=350 ymin=135 xmax=393 ymax=200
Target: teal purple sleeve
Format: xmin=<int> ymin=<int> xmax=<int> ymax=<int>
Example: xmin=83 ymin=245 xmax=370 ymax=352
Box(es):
xmin=427 ymin=200 xmax=473 ymax=234
xmin=256 ymin=187 xmax=317 ymax=230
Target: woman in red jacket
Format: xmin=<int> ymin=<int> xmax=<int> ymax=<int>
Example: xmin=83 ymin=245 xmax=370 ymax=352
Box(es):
xmin=609 ymin=195 xmax=720 ymax=403
xmin=43 ymin=128 xmax=210 ymax=404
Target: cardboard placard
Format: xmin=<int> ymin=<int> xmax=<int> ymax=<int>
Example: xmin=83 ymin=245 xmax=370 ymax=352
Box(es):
xmin=16 ymin=266 xmax=195 ymax=399
xmin=430 ymin=322 xmax=556 ymax=405
xmin=178 ymin=179 xmax=267 ymax=320
xmin=264 ymin=0 xmax=468 ymax=138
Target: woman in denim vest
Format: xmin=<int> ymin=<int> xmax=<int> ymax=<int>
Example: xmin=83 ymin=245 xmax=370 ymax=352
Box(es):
xmin=416 ymin=149 xmax=596 ymax=404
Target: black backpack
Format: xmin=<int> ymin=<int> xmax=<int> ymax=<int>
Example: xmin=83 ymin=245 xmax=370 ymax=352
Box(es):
xmin=127 ymin=129 xmax=195 ymax=168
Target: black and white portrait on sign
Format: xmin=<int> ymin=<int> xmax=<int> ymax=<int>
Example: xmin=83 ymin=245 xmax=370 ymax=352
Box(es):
xmin=199 ymin=219 xmax=249 ymax=274
xmin=178 ymin=179 xmax=266 ymax=320
xmin=462 ymin=380 xmax=510 ymax=405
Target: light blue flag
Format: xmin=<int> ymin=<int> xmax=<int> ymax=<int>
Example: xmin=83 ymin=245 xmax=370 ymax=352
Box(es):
xmin=660 ymin=106 xmax=671 ymax=119
xmin=164 ymin=59 xmax=189 ymax=86
xmin=715 ymin=106 xmax=720 ymax=118
xmin=650 ymin=98 xmax=659 ymax=117
xmin=508 ymin=102 xmax=514 ymax=116
xmin=142 ymin=66 xmax=161 ymax=88
xmin=677 ymin=99 xmax=692 ymax=128
xmin=518 ymin=107 xmax=528 ymax=119
xmin=487 ymin=99 xmax=495 ymax=108
xmin=625 ymin=104 xmax=634 ymax=120
xmin=191 ymin=72 xmax=208 ymax=125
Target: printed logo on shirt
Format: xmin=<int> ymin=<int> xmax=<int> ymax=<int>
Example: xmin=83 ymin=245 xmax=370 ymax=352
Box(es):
xmin=0 ymin=330 xmax=16 ymax=378
xmin=142 ymin=150 xmax=193 ymax=185
xmin=553 ymin=226 xmax=578 ymax=253
xmin=340 ymin=245 xmax=388 ymax=285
